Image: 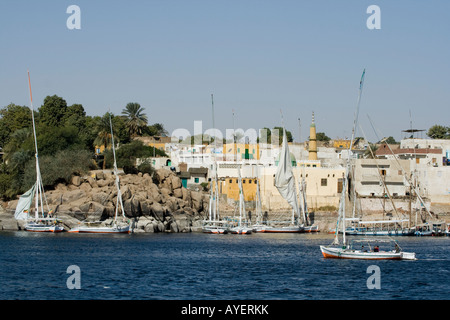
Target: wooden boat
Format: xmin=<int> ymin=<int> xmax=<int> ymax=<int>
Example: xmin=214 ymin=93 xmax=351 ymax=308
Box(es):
xmin=254 ymin=224 xmax=303 ymax=233
xmin=344 ymin=219 xmax=414 ymax=236
xmin=319 ymin=69 xmax=416 ymax=261
xmin=69 ymin=222 xmax=130 ymax=234
xmin=320 ymin=238 xmax=416 ymax=260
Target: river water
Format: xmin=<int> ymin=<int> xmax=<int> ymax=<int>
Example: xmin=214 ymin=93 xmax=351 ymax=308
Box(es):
xmin=0 ymin=231 xmax=449 ymax=301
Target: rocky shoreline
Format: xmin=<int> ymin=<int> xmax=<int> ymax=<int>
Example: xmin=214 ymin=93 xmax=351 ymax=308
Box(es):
xmin=1 ymin=168 xmax=213 ymax=232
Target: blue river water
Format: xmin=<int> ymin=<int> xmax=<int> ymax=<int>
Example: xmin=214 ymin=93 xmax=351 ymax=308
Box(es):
xmin=0 ymin=231 xmax=449 ymax=301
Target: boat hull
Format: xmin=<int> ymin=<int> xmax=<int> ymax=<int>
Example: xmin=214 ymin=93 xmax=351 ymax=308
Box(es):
xmin=229 ymin=227 xmax=252 ymax=234
xmin=320 ymin=245 xmax=415 ymax=260
xmin=303 ymin=225 xmax=319 ymax=233
xmin=256 ymin=226 xmax=303 ymax=233
xmin=69 ymin=225 xmax=130 ymax=234
xmin=202 ymin=227 xmax=228 ymax=234
xmin=25 ymin=223 xmax=64 ymax=232
xmin=345 ymin=229 xmax=414 ymax=236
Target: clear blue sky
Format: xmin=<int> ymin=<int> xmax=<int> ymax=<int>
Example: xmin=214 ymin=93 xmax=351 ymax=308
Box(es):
xmin=1 ymin=0 xmax=449 ymax=142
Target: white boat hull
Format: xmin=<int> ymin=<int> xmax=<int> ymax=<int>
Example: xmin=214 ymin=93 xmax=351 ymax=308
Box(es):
xmin=25 ymin=223 xmax=65 ymax=233
xmin=255 ymin=225 xmax=303 ymax=233
xmin=229 ymin=227 xmax=252 ymax=234
xmin=345 ymin=229 xmax=414 ymax=236
xmin=202 ymin=226 xmax=228 ymax=234
xmin=303 ymin=225 xmax=319 ymax=233
xmin=320 ymin=245 xmax=416 ymax=260
xmin=69 ymin=225 xmax=130 ymax=234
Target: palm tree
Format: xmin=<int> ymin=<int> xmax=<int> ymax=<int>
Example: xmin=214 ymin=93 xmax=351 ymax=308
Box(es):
xmin=122 ymin=102 xmax=148 ymax=138
xmin=94 ymin=113 xmax=114 ymax=169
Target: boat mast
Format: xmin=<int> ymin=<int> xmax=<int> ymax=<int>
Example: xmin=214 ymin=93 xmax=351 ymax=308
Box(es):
xmin=27 ymin=71 xmax=45 ymax=220
xmin=110 ymin=113 xmax=125 ymax=222
xmin=298 ymin=117 xmax=308 ymax=225
xmin=333 ymin=69 xmax=365 ymax=245
xmin=210 ymin=94 xmax=219 ymax=221
xmin=233 ymin=109 xmax=245 ymax=227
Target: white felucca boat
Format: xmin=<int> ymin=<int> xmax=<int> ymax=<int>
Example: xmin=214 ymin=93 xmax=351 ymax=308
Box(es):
xmin=319 ymin=69 xmax=416 ymax=260
xmin=228 ymin=109 xmax=252 ymax=235
xmin=14 ymin=71 xmax=64 ymax=233
xmin=229 ymin=160 xmax=252 ymax=235
xmin=202 ymin=94 xmax=228 ymax=234
xmin=257 ymin=124 xmax=303 ymax=233
xmin=69 ymin=114 xmax=130 ymax=234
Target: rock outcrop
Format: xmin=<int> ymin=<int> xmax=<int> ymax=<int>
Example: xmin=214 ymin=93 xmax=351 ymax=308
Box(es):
xmin=0 ymin=169 xmax=208 ymax=232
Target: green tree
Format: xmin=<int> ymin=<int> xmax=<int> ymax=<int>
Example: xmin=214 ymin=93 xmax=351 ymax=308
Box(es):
xmin=63 ymin=104 xmax=86 ymax=130
xmin=93 ymin=113 xmax=114 ymax=169
xmin=316 ymin=132 xmax=331 ymax=142
xmin=259 ymin=127 xmax=293 ymax=144
xmin=427 ymin=125 xmax=449 ymax=139
xmin=38 ymin=95 xmax=68 ymax=127
xmin=122 ymin=102 xmax=148 ymax=137
xmin=37 ymin=125 xmax=84 ymax=156
xmin=0 ymin=103 xmax=33 ymax=146
xmin=147 ymin=123 xmax=168 ymax=137
xmin=377 ymin=136 xmax=399 ymax=144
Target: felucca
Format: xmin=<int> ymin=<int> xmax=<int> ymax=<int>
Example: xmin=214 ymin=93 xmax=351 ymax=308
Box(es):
xmin=69 ymin=114 xmax=130 ymax=234
xmin=319 ymin=69 xmax=416 ymax=260
xmin=14 ymin=71 xmax=64 ymax=232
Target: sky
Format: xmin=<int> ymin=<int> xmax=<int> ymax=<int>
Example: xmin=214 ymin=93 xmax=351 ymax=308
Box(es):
xmin=1 ymin=0 xmax=449 ymax=143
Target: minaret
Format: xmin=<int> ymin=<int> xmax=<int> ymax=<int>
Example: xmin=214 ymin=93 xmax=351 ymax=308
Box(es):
xmin=308 ymin=112 xmax=318 ymax=160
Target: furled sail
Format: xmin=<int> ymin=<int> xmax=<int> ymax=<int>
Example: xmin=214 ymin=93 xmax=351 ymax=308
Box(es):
xmin=275 ymin=128 xmax=299 ymax=219
xmin=14 ymin=183 xmax=36 ymax=221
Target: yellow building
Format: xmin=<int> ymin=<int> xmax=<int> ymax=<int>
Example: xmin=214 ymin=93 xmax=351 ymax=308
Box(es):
xmin=222 ymin=143 xmax=260 ymax=161
xmin=333 ymin=139 xmax=351 ymax=149
xmin=219 ymin=177 xmax=259 ymax=202
xmin=135 ymin=136 xmax=171 ymax=153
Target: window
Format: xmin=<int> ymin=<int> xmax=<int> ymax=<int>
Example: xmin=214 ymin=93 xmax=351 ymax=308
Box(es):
xmin=229 ymin=179 xmax=232 ymax=183
xmin=243 ymin=179 xmax=246 ymax=183
xmin=321 ymin=178 xmax=327 ymax=186
xmin=249 ymin=180 xmax=252 ymax=184
xmin=194 ymin=178 xmax=199 ymax=183
xmin=381 ymin=169 xmax=386 ymax=176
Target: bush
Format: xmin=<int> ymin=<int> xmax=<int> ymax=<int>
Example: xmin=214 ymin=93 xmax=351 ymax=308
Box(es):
xmin=22 ymin=149 xmax=93 ymax=189
xmin=137 ymin=160 xmax=154 ymax=175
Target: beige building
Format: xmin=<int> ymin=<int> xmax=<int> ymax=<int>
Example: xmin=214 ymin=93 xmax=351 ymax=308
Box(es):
xmin=258 ymin=166 xmax=345 ymax=211
xmin=353 ymin=158 xmax=411 ymax=198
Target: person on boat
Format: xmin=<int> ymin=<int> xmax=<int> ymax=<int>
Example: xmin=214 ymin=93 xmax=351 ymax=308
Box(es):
xmin=395 ymin=244 xmax=400 ymax=253
xmin=374 ymin=246 xmax=379 ymax=252
xmin=361 ymin=245 xmax=367 ymax=252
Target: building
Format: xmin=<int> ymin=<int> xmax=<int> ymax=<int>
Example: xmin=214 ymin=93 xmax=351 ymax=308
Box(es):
xmin=135 ymin=136 xmax=172 ymax=154
xmin=353 ymin=158 xmax=411 ymax=197
xmin=222 ymin=142 xmax=260 ymax=161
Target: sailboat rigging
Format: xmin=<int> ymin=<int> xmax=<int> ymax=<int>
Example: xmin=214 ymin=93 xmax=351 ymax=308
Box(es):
xmin=228 ymin=109 xmax=252 ymax=234
xmin=69 ymin=113 xmax=130 ymax=234
xmin=202 ymin=94 xmax=228 ymax=234
xmin=14 ymin=71 xmax=64 ymax=232
xmin=319 ymin=69 xmax=416 ymax=260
